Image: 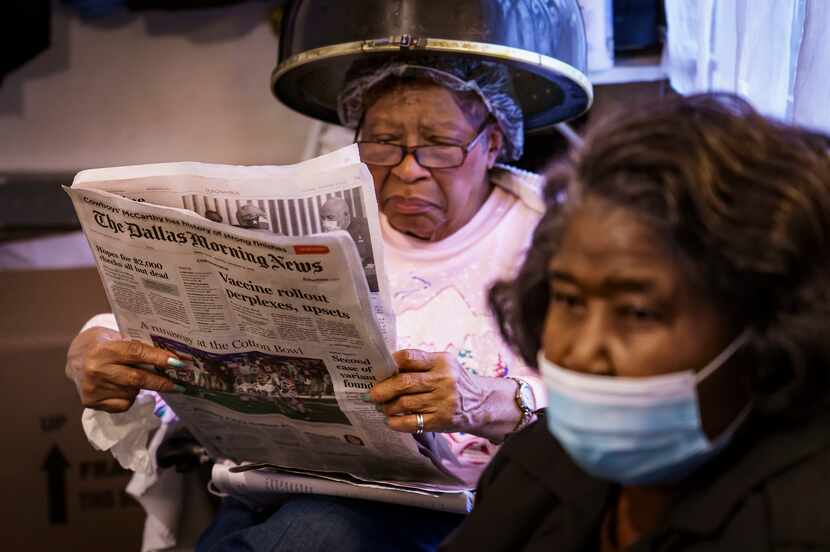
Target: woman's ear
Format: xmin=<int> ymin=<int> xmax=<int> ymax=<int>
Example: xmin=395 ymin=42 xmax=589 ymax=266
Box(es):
xmin=487 ymin=127 xmax=504 ymax=169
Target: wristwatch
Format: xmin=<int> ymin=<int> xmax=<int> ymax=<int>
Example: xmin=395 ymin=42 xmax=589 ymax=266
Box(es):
xmin=507 ymin=377 xmax=536 ymax=433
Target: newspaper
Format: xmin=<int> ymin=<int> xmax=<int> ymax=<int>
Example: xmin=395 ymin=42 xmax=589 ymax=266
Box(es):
xmin=210 ymin=461 xmax=473 ymax=514
xmin=65 ymin=145 xmax=470 ymax=510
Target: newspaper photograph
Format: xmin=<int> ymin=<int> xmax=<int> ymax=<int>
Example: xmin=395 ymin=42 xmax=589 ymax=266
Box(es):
xmin=182 ymin=187 xmax=378 ymax=292
xmin=65 ymin=146 xmax=468 ymax=502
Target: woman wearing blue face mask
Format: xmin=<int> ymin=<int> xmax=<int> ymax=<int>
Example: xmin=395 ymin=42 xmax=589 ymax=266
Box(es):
xmin=441 ymin=93 xmax=830 ymax=551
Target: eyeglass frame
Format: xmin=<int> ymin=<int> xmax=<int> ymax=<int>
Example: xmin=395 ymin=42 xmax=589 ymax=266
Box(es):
xmin=354 ymin=118 xmax=494 ymax=169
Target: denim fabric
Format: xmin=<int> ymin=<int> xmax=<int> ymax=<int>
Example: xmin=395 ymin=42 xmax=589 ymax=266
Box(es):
xmin=196 ymin=495 xmax=465 ymax=552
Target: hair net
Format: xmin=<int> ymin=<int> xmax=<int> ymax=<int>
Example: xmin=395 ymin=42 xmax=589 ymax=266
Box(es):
xmin=337 ymin=55 xmax=524 ymax=161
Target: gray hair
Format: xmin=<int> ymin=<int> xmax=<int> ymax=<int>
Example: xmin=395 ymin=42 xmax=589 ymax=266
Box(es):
xmin=337 ymin=55 xmax=525 ymax=160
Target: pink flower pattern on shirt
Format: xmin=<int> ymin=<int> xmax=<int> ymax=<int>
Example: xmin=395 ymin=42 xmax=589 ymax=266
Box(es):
xmin=381 ymin=168 xmax=545 ymax=479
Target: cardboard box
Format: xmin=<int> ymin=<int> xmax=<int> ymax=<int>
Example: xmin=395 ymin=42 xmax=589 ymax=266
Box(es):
xmin=0 ymin=268 xmax=145 ymax=551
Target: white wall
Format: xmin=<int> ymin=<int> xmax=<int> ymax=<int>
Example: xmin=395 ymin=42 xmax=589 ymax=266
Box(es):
xmin=0 ymin=2 xmax=317 ymax=171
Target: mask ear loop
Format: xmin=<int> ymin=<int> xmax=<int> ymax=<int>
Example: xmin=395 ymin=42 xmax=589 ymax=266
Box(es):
xmin=696 ymin=329 xmax=753 ymax=383
xmin=703 ymin=394 xmax=754 ymax=449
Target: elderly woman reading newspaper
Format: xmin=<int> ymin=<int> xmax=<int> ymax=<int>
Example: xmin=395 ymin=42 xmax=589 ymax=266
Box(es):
xmin=66 ymin=57 xmax=562 ymax=551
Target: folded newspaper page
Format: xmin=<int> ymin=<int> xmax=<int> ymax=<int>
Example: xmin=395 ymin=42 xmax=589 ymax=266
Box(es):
xmin=210 ymin=461 xmax=473 ymax=514
xmin=66 ymin=146 xmax=468 ymax=505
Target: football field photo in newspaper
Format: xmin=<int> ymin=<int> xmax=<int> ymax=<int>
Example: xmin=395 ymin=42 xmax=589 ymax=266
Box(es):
xmin=150 ymin=334 xmax=350 ymax=425
xmin=183 ymin=186 xmax=378 ymax=292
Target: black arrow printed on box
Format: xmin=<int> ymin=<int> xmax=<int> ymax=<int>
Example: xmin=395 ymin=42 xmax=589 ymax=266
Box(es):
xmin=42 ymin=445 xmax=69 ymax=525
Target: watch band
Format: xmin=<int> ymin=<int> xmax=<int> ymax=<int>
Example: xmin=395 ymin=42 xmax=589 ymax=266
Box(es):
xmin=507 ymin=376 xmax=535 ymax=433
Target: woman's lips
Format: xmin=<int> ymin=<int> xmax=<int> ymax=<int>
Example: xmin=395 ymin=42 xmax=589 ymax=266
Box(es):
xmin=384 ymin=196 xmax=438 ymax=214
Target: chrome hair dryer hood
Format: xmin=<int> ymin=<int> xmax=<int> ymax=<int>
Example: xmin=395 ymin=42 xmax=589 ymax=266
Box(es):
xmin=272 ymin=0 xmax=592 ymax=129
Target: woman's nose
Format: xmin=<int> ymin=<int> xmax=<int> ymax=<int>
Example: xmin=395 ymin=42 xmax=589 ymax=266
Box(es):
xmin=560 ymin=312 xmax=613 ymax=376
xmin=391 ymin=151 xmax=431 ymax=183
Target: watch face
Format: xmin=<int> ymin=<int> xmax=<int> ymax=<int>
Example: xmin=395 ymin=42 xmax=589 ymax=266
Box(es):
xmin=519 ymin=383 xmax=536 ymax=410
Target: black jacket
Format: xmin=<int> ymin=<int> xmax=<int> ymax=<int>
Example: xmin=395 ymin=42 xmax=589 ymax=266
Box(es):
xmin=441 ymin=404 xmax=830 ymax=552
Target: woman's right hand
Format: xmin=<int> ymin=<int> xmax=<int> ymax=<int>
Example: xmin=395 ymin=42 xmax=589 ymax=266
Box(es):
xmin=65 ymin=327 xmax=184 ymax=413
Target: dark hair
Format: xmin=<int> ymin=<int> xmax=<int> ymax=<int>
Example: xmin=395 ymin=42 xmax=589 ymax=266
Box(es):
xmin=489 ymin=93 xmax=830 ymax=418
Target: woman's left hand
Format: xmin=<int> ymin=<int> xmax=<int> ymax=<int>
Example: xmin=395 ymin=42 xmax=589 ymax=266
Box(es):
xmin=369 ymin=349 xmax=520 ymax=443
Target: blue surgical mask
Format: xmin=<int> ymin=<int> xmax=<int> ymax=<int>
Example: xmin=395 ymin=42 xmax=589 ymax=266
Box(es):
xmin=539 ymin=330 xmax=752 ymax=486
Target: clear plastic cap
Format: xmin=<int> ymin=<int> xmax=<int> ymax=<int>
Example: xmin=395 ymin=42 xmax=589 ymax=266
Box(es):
xmin=337 ymin=55 xmax=525 ymax=161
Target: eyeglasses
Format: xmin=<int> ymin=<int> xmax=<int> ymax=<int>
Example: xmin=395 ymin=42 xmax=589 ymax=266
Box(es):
xmin=356 ymin=119 xmax=491 ymax=169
